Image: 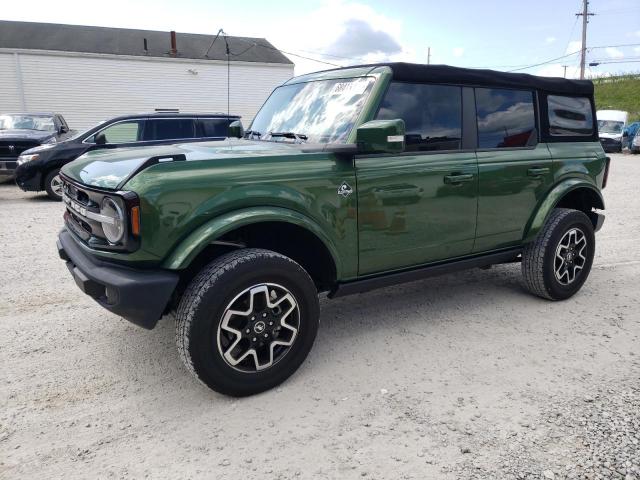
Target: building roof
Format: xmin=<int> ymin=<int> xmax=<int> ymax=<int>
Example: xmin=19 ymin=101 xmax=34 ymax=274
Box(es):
xmin=323 ymin=62 xmax=594 ymax=96
xmin=0 ymin=20 xmax=293 ymax=65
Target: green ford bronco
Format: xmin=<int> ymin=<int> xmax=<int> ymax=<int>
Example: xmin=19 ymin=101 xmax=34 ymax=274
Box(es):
xmin=57 ymin=63 xmax=609 ymax=396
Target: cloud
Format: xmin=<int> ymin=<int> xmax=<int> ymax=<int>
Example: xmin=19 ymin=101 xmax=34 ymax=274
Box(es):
xmin=326 ymin=18 xmax=401 ymax=57
xmin=566 ymin=40 xmax=582 ymax=55
xmin=605 ymin=47 xmax=624 ymax=59
xmin=452 ymin=47 xmax=464 ymax=58
xmin=545 ymin=36 xmax=556 ymax=44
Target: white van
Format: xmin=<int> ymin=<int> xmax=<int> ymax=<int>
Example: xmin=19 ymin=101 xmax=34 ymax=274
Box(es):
xmin=597 ymin=110 xmax=628 ymax=152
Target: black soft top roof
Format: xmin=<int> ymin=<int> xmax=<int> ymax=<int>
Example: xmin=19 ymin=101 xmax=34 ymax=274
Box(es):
xmin=353 ymin=63 xmax=593 ymax=96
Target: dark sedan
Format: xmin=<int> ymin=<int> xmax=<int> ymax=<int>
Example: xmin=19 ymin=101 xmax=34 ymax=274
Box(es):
xmin=15 ymin=112 xmax=241 ymax=200
xmin=0 ymin=113 xmax=74 ymax=179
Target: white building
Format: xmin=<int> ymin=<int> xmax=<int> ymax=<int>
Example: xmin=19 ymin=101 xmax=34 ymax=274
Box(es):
xmin=0 ymin=21 xmax=294 ymax=131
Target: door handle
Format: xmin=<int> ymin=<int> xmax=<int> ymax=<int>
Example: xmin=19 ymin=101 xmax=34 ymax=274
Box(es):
xmin=527 ymin=167 xmax=550 ymax=177
xmin=444 ymin=173 xmax=474 ymax=184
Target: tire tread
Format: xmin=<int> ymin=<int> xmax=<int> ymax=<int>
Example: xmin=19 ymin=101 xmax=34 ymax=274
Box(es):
xmin=522 ymin=208 xmax=575 ymax=300
xmin=175 ymin=248 xmax=314 ymax=388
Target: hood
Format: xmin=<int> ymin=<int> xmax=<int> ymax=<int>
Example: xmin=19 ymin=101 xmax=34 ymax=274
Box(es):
xmin=60 ymin=138 xmax=311 ymax=190
xmin=0 ymin=129 xmax=55 ymax=142
xmin=599 ymin=132 xmax=622 ymax=140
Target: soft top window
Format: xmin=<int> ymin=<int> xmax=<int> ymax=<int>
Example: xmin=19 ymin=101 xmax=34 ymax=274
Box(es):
xmin=547 ymin=95 xmax=593 ymax=136
xmin=376 ymin=82 xmax=462 ymax=152
xmin=475 ymin=88 xmax=536 ymax=149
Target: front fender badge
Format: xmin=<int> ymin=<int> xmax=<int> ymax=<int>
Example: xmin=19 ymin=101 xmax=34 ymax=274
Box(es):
xmin=338 ymin=181 xmax=353 ymax=198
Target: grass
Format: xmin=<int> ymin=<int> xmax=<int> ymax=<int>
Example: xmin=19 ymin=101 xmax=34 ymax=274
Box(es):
xmin=592 ymin=73 xmax=640 ymax=123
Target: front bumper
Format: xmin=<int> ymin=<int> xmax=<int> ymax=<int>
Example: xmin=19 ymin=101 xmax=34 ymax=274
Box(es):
xmin=57 ymin=229 xmax=179 ymax=329
xmin=0 ymin=159 xmax=17 ymax=177
xmin=599 ymin=137 xmax=622 ymax=152
xmin=15 ymin=162 xmax=42 ymax=192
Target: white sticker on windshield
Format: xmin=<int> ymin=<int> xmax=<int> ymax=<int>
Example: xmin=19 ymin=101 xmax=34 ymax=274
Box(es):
xmin=329 ymin=79 xmax=370 ymax=96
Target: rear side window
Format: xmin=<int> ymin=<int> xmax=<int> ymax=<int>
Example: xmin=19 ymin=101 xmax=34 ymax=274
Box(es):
xmin=476 ymin=88 xmax=536 ymax=148
xmin=143 ymin=119 xmax=196 ymax=141
xmin=199 ymin=118 xmax=230 ymax=138
xmin=376 ymin=82 xmax=462 ymax=152
xmin=547 ymin=95 xmax=593 ymax=136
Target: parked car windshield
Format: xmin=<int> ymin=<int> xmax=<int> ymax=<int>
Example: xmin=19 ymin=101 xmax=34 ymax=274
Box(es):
xmin=598 ymin=120 xmax=624 ymax=134
xmin=249 ymin=77 xmax=376 ymax=144
xmin=0 ymin=114 xmax=56 ymax=132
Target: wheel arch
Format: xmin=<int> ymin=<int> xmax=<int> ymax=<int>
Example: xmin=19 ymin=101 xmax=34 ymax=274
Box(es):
xmin=163 ymin=207 xmax=342 ymax=290
xmin=523 ymin=180 xmax=604 ymax=244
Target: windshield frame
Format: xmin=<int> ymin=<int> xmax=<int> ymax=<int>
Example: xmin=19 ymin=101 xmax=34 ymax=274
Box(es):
xmin=248 ymin=71 xmax=387 ymax=146
xmin=0 ymin=114 xmax=57 ymax=132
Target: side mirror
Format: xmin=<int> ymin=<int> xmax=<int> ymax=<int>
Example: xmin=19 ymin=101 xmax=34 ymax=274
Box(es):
xmin=356 ymin=119 xmax=405 ymax=154
xmin=623 ymin=131 xmax=628 ymax=137
xmin=94 ymin=132 xmax=107 ymax=145
xmin=228 ymin=120 xmax=244 ymax=139
xmin=59 ymin=125 xmax=69 ymax=134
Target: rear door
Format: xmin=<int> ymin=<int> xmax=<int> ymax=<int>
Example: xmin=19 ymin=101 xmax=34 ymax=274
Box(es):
xmin=356 ymin=82 xmax=478 ymax=275
xmin=473 ymin=88 xmax=553 ymax=252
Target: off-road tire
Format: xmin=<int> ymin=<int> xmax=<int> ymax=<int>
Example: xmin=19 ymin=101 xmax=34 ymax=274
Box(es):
xmin=44 ymin=169 xmax=63 ymax=201
xmin=522 ymin=208 xmax=595 ymax=300
xmin=175 ymin=248 xmax=320 ymax=396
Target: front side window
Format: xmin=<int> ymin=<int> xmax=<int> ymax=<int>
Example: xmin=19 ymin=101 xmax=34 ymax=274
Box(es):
xmin=476 ymin=88 xmax=536 ymax=148
xmin=90 ymin=121 xmax=142 ymax=144
xmin=249 ymin=77 xmax=376 ymax=144
xmin=0 ymin=114 xmax=56 ymax=132
xmin=376 ymin=82 xmax=462 ymax=152
xmin=548 ymin=95 xmax=593 ymax=136
xmin=143 ymin=119 xmax=196 ymax=141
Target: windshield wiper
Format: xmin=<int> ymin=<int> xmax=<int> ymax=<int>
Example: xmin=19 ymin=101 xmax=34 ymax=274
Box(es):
xmin=266 ymin=131 xmax=308 ymax=142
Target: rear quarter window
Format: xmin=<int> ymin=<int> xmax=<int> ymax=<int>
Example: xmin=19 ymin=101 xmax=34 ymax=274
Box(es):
xmin=199 ymin=118 xmax=230 ymax=138
xmin=547 ymin=95 xmax=593 ymax=136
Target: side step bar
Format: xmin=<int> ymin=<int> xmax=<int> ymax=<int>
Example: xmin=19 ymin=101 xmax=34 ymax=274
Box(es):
xmin=329 ymin=248 xmax=522 ymax=298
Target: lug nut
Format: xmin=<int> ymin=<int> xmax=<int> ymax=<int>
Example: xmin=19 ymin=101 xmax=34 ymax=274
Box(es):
xmin=246 ymin=329 xmax=250 ymax=334
xmin=262 ymin=313 xmax=267 ymax=318
xmin=252 ymin=337 xmax=256 ymax=342
xmin=269 ymin=321 xmax=273 ymax=326
xmin=264 ymin=333 xmax=268 ymax=337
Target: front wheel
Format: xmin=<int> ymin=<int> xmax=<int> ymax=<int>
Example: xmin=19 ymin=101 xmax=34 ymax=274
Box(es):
xmin=44 ymin=169 xmax=63 ymax=201
xmin=522 ymin=208 xmax=595 ymax=300
xmin=175 ymin=248 xmax=320 ymax=396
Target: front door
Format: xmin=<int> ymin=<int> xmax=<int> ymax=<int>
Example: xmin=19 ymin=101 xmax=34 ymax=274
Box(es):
xmin=356 ymin=82 xmax=478 ymax=275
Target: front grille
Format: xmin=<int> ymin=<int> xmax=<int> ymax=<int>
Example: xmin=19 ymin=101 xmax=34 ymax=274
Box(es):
xmin=0 ymin=141 xmax=40 ymax=158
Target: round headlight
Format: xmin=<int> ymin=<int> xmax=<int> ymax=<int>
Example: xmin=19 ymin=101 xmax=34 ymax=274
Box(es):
xmin=101 ymin=197 xmax=125 ymax=243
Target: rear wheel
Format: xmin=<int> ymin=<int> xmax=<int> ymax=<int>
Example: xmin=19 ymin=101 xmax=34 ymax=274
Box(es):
xmin=522 ymin=208 xmax=595 ymax=300
xmin=44 ymin=169 xmax=63 ymax=201
xmin=175 ymin=248 xmax=320 ymax=396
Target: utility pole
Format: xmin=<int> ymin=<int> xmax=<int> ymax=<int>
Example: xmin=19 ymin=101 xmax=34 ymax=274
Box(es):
xmin=427 ymin=47 xmax=431 ymax=65
xmin=576 ymin=0 xmax=595 ymax=80
xmin=562 ymin=65 xmax=568 ymax=78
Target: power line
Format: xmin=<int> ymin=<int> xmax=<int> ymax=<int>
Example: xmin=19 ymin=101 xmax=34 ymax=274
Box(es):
xmin=503 ymin=43 xmax=640 ymax=73
xmin=507 ymin=50 xmax=581 ymax=72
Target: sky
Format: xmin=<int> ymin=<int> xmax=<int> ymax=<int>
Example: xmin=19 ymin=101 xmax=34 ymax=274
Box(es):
xmin=2 ymin=0 xmax=639 ymax=78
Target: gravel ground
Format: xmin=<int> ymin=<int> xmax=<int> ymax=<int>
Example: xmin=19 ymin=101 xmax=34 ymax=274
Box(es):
xmin=1 ymin=153 xmax=639 ymax=479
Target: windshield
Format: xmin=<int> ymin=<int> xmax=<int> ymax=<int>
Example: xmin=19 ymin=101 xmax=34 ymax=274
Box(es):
xmin=597 ymin=120 xmax=624 ymax=134
xmin=0 ymin=114 xmax=56 ymax=132
xmin=249 ymin=77 xmax=376 ymax=144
